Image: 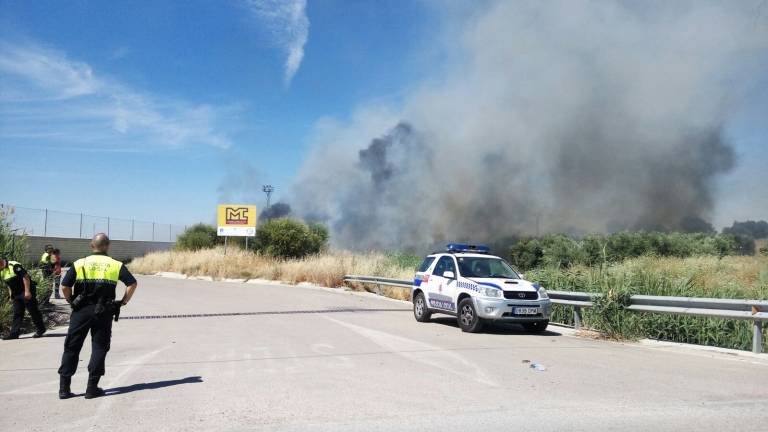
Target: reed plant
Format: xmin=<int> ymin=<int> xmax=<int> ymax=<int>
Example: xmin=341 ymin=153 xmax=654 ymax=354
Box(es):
xmin=530 ymin=255 xmax=768 ymax=350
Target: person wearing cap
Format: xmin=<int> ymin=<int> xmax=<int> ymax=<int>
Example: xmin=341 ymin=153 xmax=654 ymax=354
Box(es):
xmin=58 ymin=233 xmax=138 ymax=399
xmin=0 ymin=257 xmax=47 ymax=340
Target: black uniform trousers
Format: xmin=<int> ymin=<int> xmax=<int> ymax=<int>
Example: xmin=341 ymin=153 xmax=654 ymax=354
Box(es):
xmin=58 ymin=304 xmax=113 ymax=377
xmin=10 ymin=287 xmax=46 ymax=337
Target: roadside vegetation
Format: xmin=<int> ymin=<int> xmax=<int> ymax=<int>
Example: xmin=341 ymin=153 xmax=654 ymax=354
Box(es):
xmin=508 ymin=231 xmax=755 ymax=270
xmin=0 ymin=209 xmax=52 ymax=334
xmin=528 ymin=255 xmax=767 ymax=350
xmin=129 ymin=248 xmax=414 ymax=300
xmin=175 ymin=219 xmax=329 ymax=258
xmin=134 ymin=221 xmax=768 ymax=351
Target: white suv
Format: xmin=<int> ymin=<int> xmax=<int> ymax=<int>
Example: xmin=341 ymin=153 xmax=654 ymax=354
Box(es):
xmin=411 ymin=244 xmax=552 ymax=333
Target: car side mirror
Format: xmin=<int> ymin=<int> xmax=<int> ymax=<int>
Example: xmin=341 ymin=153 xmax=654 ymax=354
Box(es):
xmin=443 ymin=271 xmax=455 ymax=279
xmin=519 ymin=273 xmax=525 ymax=279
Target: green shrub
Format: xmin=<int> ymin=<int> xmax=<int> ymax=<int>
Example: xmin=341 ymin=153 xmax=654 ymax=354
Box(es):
xmin=527 ymin=256 xmax=768 ymax=351
xmin=308 ymin=223 xmax=329 ymax=253
xmin=176 ymin=224 xmax=218 ymax=251
xmin=30 ymin=268 xmax=52 ymax=304
xmin=0 ymin=206 xmax=27 ymax=264
xmin=386 ymin=252 xmax=422 ymax=270
xmin=1 ymin=208 xmax=33 ymax=333
xmin=509 ymin=231 xmax=746 ymax=270
xmin=255 ymin=219 xmax=329 ymax=258
xmin=509 ymin=238 xmax=544 ymax=269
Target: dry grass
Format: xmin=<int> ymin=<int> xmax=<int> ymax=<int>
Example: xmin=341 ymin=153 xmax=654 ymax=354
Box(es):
xmin=129 ymin=248 xmax=416 ymax=300
xmin=601 ymin=255 xmax=767 ymax=298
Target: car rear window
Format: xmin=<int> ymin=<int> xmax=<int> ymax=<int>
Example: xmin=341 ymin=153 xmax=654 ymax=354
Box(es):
xmin=418 ymin=256 xmax=436 ymax=273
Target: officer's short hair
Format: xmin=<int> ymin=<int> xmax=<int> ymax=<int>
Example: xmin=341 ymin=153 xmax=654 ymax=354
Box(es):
xmin=91 ymin=233 xmax=110 ymax=252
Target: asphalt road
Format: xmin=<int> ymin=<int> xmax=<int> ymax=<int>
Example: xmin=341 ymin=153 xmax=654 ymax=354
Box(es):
xmin=1 ymin=276 xmax=766 ymax=432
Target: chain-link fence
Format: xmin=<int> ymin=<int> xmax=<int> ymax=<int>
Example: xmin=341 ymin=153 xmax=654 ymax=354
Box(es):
xmin=1 ymin=204 xmax=187 ymax=242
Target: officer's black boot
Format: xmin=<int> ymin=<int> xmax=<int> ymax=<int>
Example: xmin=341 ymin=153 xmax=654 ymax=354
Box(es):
xmin=84 ymin=375 xmax=105 ymax=399
xmin=59 ymin=376 xmax=74 ymax=400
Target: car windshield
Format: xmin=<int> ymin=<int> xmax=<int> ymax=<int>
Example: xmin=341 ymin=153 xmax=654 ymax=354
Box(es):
xmin=456 ymin=257 xmax=520 ymax=279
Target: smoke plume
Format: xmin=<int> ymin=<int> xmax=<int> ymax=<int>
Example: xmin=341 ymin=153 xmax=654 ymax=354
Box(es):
xmin=294 ymin=1 xmax=768 ymax=251
xmin=260 ymin=202 xmax=292 ymax=220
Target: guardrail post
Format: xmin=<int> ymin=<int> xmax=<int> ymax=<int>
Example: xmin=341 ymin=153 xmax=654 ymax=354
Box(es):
xmin=754 ymin=321 xmax=764 ymax=354
xmin=573 ymin=306 xmax=583 ymax=330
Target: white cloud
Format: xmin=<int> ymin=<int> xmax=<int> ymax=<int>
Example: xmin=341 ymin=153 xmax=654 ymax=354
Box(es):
xmin=0 ymin=41 xmax=235 ymax=152
xmin=245 ymin=0 xmax=309 ymax=85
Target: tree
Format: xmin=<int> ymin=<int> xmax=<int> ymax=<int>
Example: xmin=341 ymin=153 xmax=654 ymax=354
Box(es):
xmin=176 ymin=224 xmax=218 ymax=251
xmin=255 ymin=219 xmax=329 ymax=258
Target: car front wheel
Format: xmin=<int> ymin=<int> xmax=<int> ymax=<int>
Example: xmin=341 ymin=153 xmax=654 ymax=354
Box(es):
xmin=457 ymin=298 xmax=484 ymax=333
xmin=413 ymin=292 xmax=431 ymax=322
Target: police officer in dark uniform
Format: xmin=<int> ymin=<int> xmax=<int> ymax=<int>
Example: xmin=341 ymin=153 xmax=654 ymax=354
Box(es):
xmin=0 ymin=257 xmax=47 ymax=340
xmin=40 ymin=244 xmax=55 ymax=277
xmin=58 ymin=233 xmax=138 ymax=399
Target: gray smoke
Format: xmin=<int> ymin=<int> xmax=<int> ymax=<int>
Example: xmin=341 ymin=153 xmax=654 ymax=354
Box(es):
xmin=260 ymin=202 xmax=292 ymax=220
xmin=293 ymin=0 xmax=768 ymax=251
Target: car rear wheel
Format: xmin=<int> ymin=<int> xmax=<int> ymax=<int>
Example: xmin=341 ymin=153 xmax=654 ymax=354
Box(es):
xmin=457 ymin=298 xmax=484 ymax=333
xmin=413 ymin=292 xmax=431 ymax=322
xmin=522 ymin=320 xmax=549 ymax=333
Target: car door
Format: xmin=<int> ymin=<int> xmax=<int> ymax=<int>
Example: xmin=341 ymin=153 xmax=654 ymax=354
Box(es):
xmin=427 ymin=255 xmax=458 ymax=312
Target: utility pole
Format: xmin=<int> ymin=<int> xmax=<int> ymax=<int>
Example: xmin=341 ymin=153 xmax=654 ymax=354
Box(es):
xmin=262 ymin=184 xmax=275 ymax=209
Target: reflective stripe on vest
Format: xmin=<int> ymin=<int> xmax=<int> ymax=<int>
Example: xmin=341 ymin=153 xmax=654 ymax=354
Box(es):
xmin=0 ymin=261 xmax=21 ymax=282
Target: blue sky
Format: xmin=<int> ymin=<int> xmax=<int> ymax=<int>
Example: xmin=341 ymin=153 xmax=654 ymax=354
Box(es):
xmin=1 ymin=0 xmax=766 ymax=232
xmin=0 ymin=0 xmax=437 ymax=225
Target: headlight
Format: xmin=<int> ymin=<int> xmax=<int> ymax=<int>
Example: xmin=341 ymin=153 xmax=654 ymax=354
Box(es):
xmin=538 ymin=287 xmax=549 ymax=299
xmin=482 ymin=287 xmax=502 ymax=298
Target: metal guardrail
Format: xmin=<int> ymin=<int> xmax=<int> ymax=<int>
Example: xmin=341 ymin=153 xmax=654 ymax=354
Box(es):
xmin=343 ymin=275 xmax=766 ymax=354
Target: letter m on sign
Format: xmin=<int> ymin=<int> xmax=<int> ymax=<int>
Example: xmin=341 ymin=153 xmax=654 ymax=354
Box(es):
xmin=226 ymin=207 xmax=249 ymax=225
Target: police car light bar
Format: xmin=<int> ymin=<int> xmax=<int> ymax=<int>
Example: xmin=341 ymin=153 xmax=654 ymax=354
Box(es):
xmin=446 ymin=243 xmax=490 ymax=254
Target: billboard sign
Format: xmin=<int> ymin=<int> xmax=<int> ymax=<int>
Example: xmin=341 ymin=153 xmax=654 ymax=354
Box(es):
xmin=217 ymin=204 xmax=257 ymax=236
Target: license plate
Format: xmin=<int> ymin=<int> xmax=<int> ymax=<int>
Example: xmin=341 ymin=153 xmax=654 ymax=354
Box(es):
xmin=513 ymin=307 xmax=539 ymax=315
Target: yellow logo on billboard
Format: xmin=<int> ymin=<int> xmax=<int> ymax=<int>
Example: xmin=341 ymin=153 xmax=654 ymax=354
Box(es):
xmin=217 ymin=204 xmax=257 ymax=228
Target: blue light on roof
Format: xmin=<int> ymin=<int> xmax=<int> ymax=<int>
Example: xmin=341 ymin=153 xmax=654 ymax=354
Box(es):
xmin=446 ymin=243 xmax=490 ymax=254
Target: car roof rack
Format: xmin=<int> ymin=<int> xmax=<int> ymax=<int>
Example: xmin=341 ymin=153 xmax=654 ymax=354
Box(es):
xmin=445 ymin=243 xmax=490 ymax=254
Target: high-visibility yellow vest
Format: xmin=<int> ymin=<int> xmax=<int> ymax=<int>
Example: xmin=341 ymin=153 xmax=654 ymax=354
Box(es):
xmin=0 ymin=260 xmax=21 ymax=282
xmin=72 ymin=254 xmax=123 ymax=300
xmin=40 ymin=252 xmax=50 ymax=264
